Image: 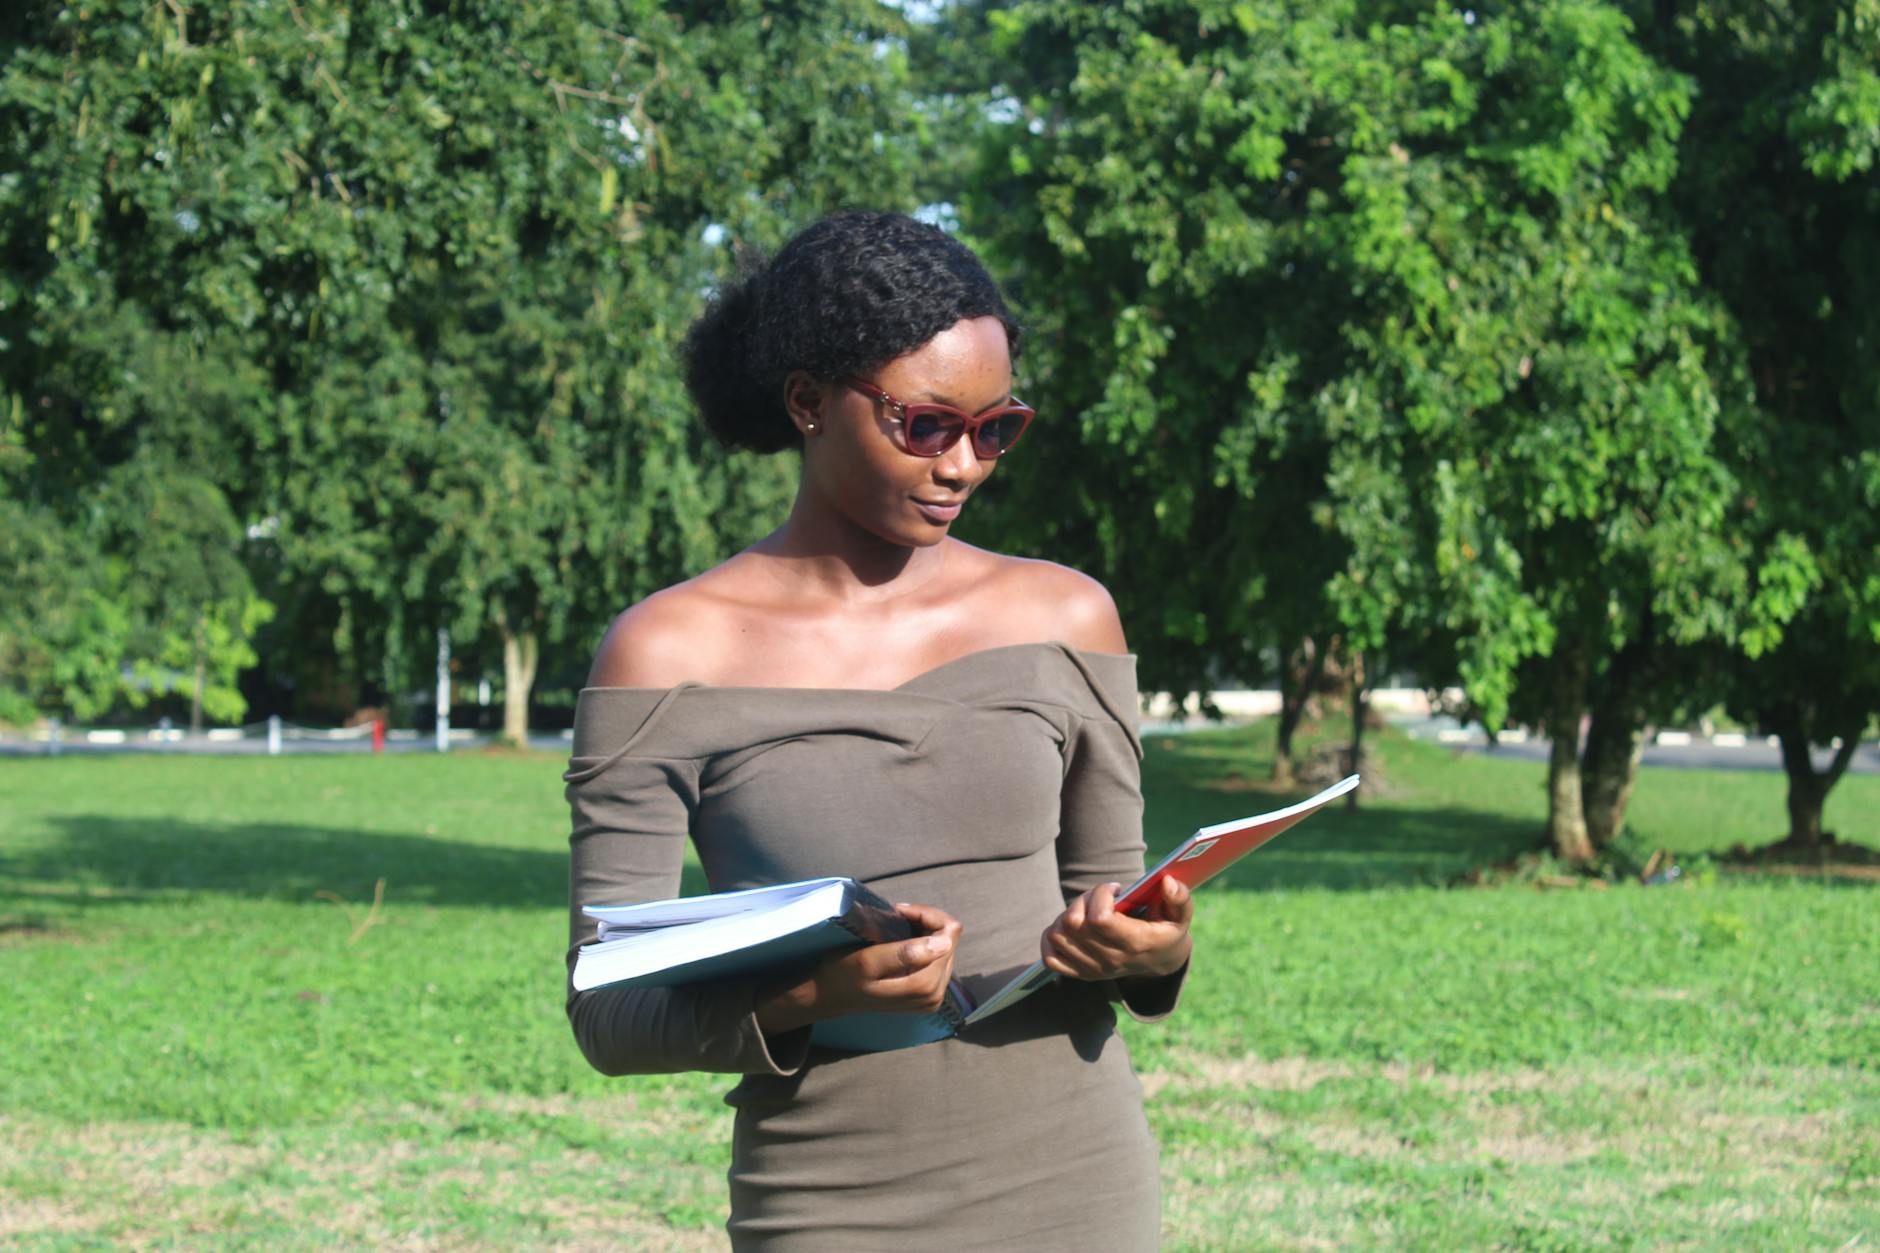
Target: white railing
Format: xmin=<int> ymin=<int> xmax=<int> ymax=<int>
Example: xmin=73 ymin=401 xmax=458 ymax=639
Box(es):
xmin=2 ymin=715 xmax=494 ymax=756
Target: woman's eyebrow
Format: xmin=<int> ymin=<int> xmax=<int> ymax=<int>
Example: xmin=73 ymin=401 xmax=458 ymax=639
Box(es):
xmin=912 ymin=388 xmax=1015 ymax=408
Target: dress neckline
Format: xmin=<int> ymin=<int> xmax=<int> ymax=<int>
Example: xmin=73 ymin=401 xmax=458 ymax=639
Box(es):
xmin=577 ymin=639 xmax=1136 ymax=698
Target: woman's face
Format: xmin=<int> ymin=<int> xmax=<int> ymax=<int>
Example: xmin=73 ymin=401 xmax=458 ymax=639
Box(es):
xmin=793 ymin=315 xmax=1015 ymax=548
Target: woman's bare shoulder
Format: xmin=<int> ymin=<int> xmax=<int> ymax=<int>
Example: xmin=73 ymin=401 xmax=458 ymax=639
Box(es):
xmin=965 ymin=548 xmax=1129 ymax=655
xmin=585 ymin=572 xmax=749 ymax=689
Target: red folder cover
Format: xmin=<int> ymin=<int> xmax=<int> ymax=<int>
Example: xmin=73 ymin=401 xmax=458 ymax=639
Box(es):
xmin=1115 ymin=773 xmax=1360 ymax=915
xmin=963 ymin=774 xmax=1359 ymax=1026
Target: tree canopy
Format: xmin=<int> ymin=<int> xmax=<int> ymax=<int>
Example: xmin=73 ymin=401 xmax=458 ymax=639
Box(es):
xmin=3 ymin=0 xmax=921 ymax=736
xmin=950 ymin=0 xmax=1870 ymax=852
xmin=2 ymin=0 xmax=1873 ymax=854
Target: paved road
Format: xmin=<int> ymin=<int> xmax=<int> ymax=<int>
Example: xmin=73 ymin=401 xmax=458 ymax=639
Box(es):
xmin=0 ymin=730 xmax=577 ymax=758
xmin=1139 ymin=716 xmax=1880 ymax=775
xmin=9 ymin=722 xmax=1876 ymax=776
xmin=1398 ymin=723 xmax=1880 ymax=775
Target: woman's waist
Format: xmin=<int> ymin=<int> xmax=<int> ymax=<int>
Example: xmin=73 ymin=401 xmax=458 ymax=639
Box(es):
xmin=726 ymin=980 xmax=1129 ymax=1115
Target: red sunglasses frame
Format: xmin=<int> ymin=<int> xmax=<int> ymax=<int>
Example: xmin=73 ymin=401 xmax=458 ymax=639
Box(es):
xmin=839 ymin=376 xmax=1036 ymax=459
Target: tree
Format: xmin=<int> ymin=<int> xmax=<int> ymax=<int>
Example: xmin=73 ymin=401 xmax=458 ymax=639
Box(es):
xmin=3 ymin=1 xmax=924 ymax=739
xmin=0 ymin=45 xmax=276 ymax=735
xmin=958 ymin=1 xmax=1758 ymax=851
xmin=1632 ymin=0 xmax=1880 ymax=849
xmin=946 ymin=1 xmax=1368 ymax=732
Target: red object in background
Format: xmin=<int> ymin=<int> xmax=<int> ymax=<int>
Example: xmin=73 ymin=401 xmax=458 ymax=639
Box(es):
xmin=372 ymin=718 xmax=385 ymax=753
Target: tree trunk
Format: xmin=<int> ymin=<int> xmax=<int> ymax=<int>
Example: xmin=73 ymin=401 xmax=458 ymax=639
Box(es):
xmin=1780 ymin=736 xmax=1828 ymax=847
xmin=1581 ymin=652 xmax=1647 ymax=850
xmin=1581 ymin=711 xmax=1643 ymax=849
xmin=1774 ymin=712 xmax=1858 ymax=849
xmin=1346 ymin=650 xmax=1367 ymax=810
xmin=498 ymin=611 xmax=538 ymax=748
xmin=1272 ymin=636 xmax=1314 ymax=786
xmin=1545 ymin=646 xmax=1594 ymax=863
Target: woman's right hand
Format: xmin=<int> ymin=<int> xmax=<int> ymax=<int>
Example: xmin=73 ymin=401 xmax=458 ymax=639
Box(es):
xmin=754 ymin=903 xmax=961 ymax=1035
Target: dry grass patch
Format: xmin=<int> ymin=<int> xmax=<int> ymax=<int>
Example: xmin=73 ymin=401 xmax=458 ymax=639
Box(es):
xmin=1145 ymin=1053 xmax=1878 ymax=1250
xmin=0 ymin=1108 xmax=728 ymax=1250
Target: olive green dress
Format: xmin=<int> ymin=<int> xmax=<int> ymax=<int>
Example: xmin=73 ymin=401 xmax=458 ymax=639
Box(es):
xmin=564 ymin=641 xmax=1185 ymax=1250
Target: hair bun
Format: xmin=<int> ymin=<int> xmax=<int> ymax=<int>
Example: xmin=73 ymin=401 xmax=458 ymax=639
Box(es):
xmin=681 ymin=268 xmax=798 ymax=454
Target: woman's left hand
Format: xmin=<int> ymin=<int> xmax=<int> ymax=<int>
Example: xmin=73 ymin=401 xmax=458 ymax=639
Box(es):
xmin=1040 ymin=877 xmax=1193 ymax=982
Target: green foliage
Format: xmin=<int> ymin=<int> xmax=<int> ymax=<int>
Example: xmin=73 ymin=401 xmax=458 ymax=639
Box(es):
xmin=3 ymin=0 xmax=1874 ymax=856
xmin=0 ymin=499 xmax=131 ymax=723
xmin=1 ymin=0 xmax=923 ymax=718
xmin=1630 ymin=0 xmax=1880 ymax=768
xmin=0 ymin=445 xmax=267 ymax=727
xmin=956 ymin=1 xmax=1762 ymax=730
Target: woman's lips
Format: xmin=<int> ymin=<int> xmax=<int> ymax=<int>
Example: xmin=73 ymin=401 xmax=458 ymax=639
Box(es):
xmin=913 ymin=499 xmax=963 ymax=523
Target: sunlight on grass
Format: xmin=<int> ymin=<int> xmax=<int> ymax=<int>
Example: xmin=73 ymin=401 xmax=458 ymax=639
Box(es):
xmin=1 ymin=729 xmax=1874 ymax=1248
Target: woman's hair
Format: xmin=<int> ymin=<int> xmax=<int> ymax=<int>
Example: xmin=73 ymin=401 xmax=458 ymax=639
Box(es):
xmin=681 ymin=211 xmax=1021 ymax=454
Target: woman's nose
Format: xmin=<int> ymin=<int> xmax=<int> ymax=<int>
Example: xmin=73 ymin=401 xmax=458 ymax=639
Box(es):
xmin=933 ymin=436 xmax=983 ymax=487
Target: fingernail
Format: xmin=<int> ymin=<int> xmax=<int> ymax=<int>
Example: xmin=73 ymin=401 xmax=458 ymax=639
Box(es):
xmin=926 ymin=935 xmax=951 ymax=957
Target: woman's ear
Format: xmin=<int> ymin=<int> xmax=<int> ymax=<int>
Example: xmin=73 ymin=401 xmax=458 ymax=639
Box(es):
xmin=782 ymin=371 xmax=826 ymax=439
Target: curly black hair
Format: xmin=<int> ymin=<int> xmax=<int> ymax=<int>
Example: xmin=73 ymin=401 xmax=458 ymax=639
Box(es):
xmin=681 ymin=211 xmax=1022 ymax=454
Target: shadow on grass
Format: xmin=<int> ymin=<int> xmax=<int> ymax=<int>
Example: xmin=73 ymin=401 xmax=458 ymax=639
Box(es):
xmin=5 ymin=804 xmax=1526 ymax=915
xmin=8 ymin=718 xmax=1539 ymax=910
xmin=1138 ymin=727 xmax=1541 ymax=891
xmin=1142 ymin=801 xmax=1536 ymax=892
xmin=1 ymin=815 xmax=710 ymax=912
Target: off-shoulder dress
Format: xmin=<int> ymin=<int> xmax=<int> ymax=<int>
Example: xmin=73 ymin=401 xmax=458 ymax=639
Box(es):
xmin=563 ymin=641 xmax=1186 ymax=1250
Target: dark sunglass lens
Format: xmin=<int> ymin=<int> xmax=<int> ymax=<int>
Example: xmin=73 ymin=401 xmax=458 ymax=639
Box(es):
xmin=906 ymin=412 xmax=962 ymax=456
xmin=974 ymin=413 xmax=1027 ymax=457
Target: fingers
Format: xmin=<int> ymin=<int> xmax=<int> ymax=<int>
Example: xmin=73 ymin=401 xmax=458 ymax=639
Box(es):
xmin=818 ymin=902 xmax=960 ymax=1013
xmin=1159 ymin=876 xmax=1194 ymax=928
xmin=865 ymin=941 xmax=956 ymax=1011
xmin=857 ymin=924 xmax=952 ymax=979
xmin=894 ymin=901 xmax=960 ymax=936
xmin=1041 ymin=883 xmax=1127 ymax=979
xmin=1042 ymin=929 xmax=1118 ymax=980
xmin=890 ymin=929 xmax=952 ymax=977
xmin=1041 ymin=878 xmax=1194 ymax=980
xmin=885 ymin=902 xmax=960 ymax=977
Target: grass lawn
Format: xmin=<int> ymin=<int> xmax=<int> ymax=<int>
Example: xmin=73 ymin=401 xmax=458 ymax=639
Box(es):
xmin=1 ymin=725 xmax=1875 ymax=1249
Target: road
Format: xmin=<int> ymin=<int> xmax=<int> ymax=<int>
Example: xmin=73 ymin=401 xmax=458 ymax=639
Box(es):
xmin=0 ymin=729 xmax=578 ymax=758
xmin=1397 ymin=721 xmax=1880 ymax=775
xmin=8 ymin=721 xmax=1877 ymax=775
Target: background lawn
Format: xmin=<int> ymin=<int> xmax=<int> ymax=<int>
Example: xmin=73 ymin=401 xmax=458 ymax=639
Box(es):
xmin=1 ymin=726 xmax=1875 ymax=1249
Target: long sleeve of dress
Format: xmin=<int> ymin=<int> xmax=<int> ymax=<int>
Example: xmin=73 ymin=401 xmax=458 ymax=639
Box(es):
xmin=1054 ymin=652 xmax=1188 ymax=1023
xmin=563 ymin=690 xmax=810 ymax=1077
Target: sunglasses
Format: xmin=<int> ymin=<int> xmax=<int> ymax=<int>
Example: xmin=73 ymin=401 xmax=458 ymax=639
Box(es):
xmin=839 ymin=376 xmax=1036 ymax=459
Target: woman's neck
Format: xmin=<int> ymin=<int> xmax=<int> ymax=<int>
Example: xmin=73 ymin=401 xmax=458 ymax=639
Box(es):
xmin=751 ymin=497 xmax=953 ymax=607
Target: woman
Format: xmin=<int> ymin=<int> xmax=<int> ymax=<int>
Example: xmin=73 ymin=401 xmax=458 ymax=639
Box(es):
xmin=564 ymin=211 xmax=1194 ymax=1249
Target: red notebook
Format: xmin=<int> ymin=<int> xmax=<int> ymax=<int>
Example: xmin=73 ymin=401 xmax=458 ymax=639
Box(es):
xmin=1116 ymin=772 xmax=1360 ymax=914
xmin=963 ymin=774 xmax=1360 ymax=1026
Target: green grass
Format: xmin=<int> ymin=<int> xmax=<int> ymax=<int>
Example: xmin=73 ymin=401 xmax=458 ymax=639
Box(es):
xmin=1 ymin=727 xmax=1874 ymax=1249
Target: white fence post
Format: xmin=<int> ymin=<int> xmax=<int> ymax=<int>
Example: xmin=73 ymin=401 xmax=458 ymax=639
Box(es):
xmin=435 ymin=626 xmax=451 ymax=754
xmin=47 ymin=716 xmax=61 ymax=757
xmin=267 ymin=715 xmax=282 ymax=756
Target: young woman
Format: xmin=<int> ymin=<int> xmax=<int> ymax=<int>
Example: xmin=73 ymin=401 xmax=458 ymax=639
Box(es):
xmin=564 ymin=211 xmax=1193 ymax=1249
